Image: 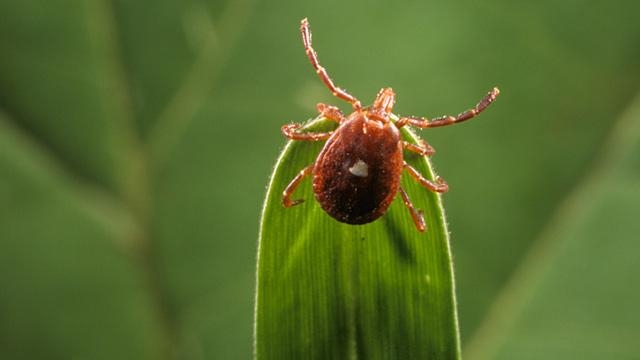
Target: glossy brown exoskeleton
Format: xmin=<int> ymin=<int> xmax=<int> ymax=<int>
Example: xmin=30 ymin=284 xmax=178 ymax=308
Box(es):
xmin=282 ymin=18 xmax=500 ymax=232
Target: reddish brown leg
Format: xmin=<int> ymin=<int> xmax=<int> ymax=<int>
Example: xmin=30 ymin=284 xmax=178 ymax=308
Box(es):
xmin=403 ymin=140 xmax=435 ymax=156
xmin=399 ymin=186 xmax=426 ymax=232
xmin=301 ymin=18 xmax=362 ymax=110
xmin=404 ymin=162 xmax=449 ymax=193
xmin=317 ymin=103 xmax=346 ymax=123
xmin=282 ymin=124 xmax=332 ymax=141
xmin=283 ymin=164 xmax=314 ymax=207
xmin=397 ymin=87 xmax=500 ymax=128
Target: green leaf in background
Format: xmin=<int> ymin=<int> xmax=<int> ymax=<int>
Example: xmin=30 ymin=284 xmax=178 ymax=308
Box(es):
xmin=0 ymin=0 xmax=256 ymax=359
xmin=0 ymin=112 xmax=164 ymax=359
xmin=465 ymin=95 xmax=640 ymax=359
xmin=255 ymin=116 xmax=460 ymax=359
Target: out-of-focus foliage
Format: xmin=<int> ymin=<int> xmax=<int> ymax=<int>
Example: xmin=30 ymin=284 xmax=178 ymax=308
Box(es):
xmin=0 ymin=0 xmax=639 ymax=359
xmin=466 ymin=95 xmax=640 ymax=360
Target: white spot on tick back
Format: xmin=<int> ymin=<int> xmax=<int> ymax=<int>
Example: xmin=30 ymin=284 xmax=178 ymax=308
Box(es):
xmin=349 ymin=160 xmax=368 ymax=177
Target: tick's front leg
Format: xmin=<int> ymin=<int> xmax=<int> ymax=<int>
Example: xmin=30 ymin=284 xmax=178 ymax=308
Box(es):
xmin=397 ymin=87 xmax=499 ymax=128
xmin=301 ymin=18 xmax=361 ymax=110
xmin=281 ymin=124 xmax=332 ymax=141
xmin=282 ymin=164 xmax=314 ymax=207
xmin=404 ymin=162 xmax=449 ymax=193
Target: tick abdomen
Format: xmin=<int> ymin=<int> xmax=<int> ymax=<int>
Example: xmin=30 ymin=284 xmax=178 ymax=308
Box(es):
xmin=313 ymin=114 xmax=403 ymax=224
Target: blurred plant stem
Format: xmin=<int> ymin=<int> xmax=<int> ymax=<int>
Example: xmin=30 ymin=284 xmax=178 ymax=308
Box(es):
xmin=87 ymin=0 xmax=256 ymax=358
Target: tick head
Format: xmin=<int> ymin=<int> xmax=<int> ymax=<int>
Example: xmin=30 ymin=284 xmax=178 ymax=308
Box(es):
xmin=368 ymin=87 xmax=396 ymax=122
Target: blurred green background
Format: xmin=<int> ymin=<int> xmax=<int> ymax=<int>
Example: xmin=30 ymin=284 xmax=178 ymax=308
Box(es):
xmin=1 ymin=0 xmax=640 ymax=359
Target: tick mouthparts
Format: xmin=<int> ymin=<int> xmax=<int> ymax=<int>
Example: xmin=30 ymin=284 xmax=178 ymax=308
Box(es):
xmin=372 ymin=87 xmax=396 ymax=116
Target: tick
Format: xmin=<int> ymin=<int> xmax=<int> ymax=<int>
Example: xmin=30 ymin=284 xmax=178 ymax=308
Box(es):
xmin=282 ymin=18 xmax=499 ymax=232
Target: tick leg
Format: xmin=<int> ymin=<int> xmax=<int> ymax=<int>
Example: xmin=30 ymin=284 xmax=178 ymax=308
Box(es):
xmin=282 ymin=124 xmax=332 ymax=141
xmin=301 ymin=18 xmax=362 ymax=110
xmin=403 ymin=140 xmax=435 ymax=157
xmin=404 ymin=162 xmax=449 ymax=193
xmin=397 ymin=87 xmax=500 ymax=128
xmin=317 ymin=103 xmax=346 ymax=123
xmin=283 ymin=164 xmax=314 ymax=207
xmin=399 ymin=186 xmax=426 ymax=232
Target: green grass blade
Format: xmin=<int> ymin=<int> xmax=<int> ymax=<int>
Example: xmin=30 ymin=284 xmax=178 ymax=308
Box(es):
xmin=255 ymin=116 xmax=461 ymax=359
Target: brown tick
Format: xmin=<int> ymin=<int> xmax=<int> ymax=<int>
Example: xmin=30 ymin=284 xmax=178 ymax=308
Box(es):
xmin=282 ymin=18 xmax=499 ymax=232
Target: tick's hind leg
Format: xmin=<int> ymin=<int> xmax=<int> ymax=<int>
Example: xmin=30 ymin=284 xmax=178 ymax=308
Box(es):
xmin=403 ymin=140 xmax=435 ymax=157
xmin=283 ymin=164 xmax=314 ymax=207
xmin=282 ymin=124 xmax=332 ymax=141
xmin=399 ymin=186 xmax=426 ymax=232
xmin=301 ymin=18 xmax=361 ymax=110
xmin=397 ymin=87 xmax=500 ymax=128
xmin=404 ymin=162 xmax=449 ymax=193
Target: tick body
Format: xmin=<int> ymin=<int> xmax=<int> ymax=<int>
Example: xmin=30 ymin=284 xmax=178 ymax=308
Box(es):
xmin=314 ymin=109 xmax=403 ymax=225
xmin=282 ymin=18 xmax=500 ymax=232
